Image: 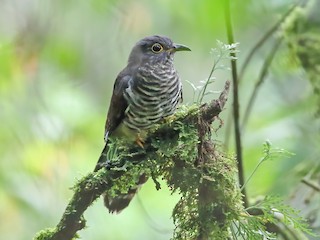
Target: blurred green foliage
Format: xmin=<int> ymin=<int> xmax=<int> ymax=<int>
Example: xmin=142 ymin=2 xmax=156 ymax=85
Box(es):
xmin=1 ymin=0 xmax=319 ymax=239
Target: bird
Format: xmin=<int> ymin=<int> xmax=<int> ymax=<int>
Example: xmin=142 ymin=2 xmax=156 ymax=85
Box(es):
xmin=94 ymin=35 xmax=190 ymax=213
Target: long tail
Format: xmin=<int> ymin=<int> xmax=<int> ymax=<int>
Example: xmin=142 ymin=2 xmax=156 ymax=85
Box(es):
xmin=104 ymin=174 xmax=148 ymax=213
xmin=94 ymin=142 xmax=148 ymax=213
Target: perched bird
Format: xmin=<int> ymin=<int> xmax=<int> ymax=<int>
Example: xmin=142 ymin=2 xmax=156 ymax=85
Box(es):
xmin=94 ymin=35 xmax=190 ymax=213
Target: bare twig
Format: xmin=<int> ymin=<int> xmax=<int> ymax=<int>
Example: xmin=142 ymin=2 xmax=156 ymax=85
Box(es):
xmin=301 ymin=178 xmax=320 ymax=192
xmin=241 ymin=38 xmax=283 ymax=130
xmin=224 ymin=1 xmax=304 ymax=150
xmin=223 ymin=0 xmax=248 ymax=208
xmin=301 ymin=163 xmax=320 ymax=192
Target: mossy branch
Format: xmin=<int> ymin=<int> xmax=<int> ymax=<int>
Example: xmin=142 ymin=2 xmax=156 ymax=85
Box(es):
xmin=34 ymin=81 xmax=242 ymax=240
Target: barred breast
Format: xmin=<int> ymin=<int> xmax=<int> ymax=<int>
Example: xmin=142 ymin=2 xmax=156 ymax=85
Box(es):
xmin=123 ymin=62 xmax=182 ymax=132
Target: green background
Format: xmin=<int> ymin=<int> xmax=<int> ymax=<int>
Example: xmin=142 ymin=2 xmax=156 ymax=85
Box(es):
xmin=1 ymin=0 xmax=319 ymax=239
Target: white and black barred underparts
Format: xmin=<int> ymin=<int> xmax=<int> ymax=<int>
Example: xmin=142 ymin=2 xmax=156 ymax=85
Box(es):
xmin=123 ymin=62 xmax=182 ymax=131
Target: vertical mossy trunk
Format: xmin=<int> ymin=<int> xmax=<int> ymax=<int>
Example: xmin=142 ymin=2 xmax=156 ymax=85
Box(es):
xmin=195 ymin=117 xmax=241 ymax=240
xmin=170 ymin=101 xmax=242 ymax=240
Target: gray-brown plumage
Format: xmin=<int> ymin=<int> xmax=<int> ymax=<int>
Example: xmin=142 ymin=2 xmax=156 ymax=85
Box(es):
xmin=94 ymin=35 xmax=190 ymax=213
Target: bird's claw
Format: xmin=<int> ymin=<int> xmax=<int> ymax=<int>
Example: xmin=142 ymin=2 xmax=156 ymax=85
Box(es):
xmin=136 ymin=135 xmax=145 ymax=148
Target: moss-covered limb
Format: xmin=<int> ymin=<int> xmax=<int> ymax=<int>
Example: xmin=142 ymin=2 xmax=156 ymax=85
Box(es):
xmin=168 ymin=80 xmax=242 ymax=239
xmin=196 ymin=141 xmax=241 ymax=240
xmin=33 ymin=172 xmax=112 ymax=240
xmin=195 ymin=81 xmax=238 ymax=239
xmin=200 ymin=80 xmax=230 ymax=124
xmin=34 ymin=81 xmax=233 ymax=240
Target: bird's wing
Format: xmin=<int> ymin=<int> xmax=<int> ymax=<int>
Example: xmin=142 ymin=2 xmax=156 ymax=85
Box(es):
xmin=95 ymin=70 xmax=131 ymax=172
xmin=104 ymin=71 xmax=131 ymax=141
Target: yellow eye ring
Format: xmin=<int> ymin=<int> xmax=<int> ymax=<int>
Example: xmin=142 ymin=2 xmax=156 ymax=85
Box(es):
xmin=151 ymin=43 xmax=163 ymax=53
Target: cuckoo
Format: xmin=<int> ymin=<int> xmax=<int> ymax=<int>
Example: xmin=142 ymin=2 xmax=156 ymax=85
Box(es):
xmin=94 ymin=35 xmax=190 ymax=213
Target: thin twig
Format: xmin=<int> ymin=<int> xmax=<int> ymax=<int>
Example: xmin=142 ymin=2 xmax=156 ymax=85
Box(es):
xmin=224 ymin=1 xmax=303 ymax=151
xmin=241 ymin=38 xmax=283 ymax=130
xmin=301 ymin=178 xmax=320 ymax=192
xmin=198 ymin=50 xmax=222 ymax=103
xmin=223 ymin=0 xmax=248 ymax=208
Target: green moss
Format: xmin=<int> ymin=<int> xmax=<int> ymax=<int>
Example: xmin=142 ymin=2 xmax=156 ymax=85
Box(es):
xmin=33 ymin=228 xmax=56 ymax=240
xmin=94 ymin=104 xmax=243 ymax=239
xmin=170 ymin=142 xmax=242 ymax=239
xmin=34 ymin=104 xmax=243 ymax=239
xmin=34 ymin=103 xmax=312 ymax=239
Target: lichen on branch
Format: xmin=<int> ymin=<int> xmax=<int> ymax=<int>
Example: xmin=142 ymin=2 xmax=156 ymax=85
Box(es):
xmin=34 ymin=81 xmax=242 ymax=240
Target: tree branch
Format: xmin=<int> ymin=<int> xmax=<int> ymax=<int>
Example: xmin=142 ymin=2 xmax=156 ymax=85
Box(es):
xmin=224 ymin=1 xmax=304 ymax=151
xmin=241 ymin=37 xmax=283 ymax=130
xmin=34 ymin=81 xmax=238 ymax=240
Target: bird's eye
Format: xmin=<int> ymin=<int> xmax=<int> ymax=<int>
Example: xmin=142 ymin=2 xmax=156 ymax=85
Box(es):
xmin=151 ymin=43 xmax=163 ymax=53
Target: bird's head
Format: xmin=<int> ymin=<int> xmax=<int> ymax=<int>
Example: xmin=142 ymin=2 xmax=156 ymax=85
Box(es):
xmin=127 ymin=35 xmax=190 ymax=67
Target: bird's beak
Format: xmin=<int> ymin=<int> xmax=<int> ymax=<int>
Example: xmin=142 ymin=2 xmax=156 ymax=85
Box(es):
xmin=172 ymin=43 xmax=191 ymax=52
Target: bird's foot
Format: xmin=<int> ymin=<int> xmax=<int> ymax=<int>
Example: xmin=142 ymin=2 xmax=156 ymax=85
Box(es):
xmin=135 ymin=135 xmax=145 ymax=148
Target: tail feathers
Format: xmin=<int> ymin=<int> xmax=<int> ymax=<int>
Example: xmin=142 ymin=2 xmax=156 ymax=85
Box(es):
xmin=104 ymin=188 xmax=137 ymax=214
xmin=95 ymin=139 xmax=148 ymax=213
xmin=104 ymin=174 xmax=148 ymax=213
